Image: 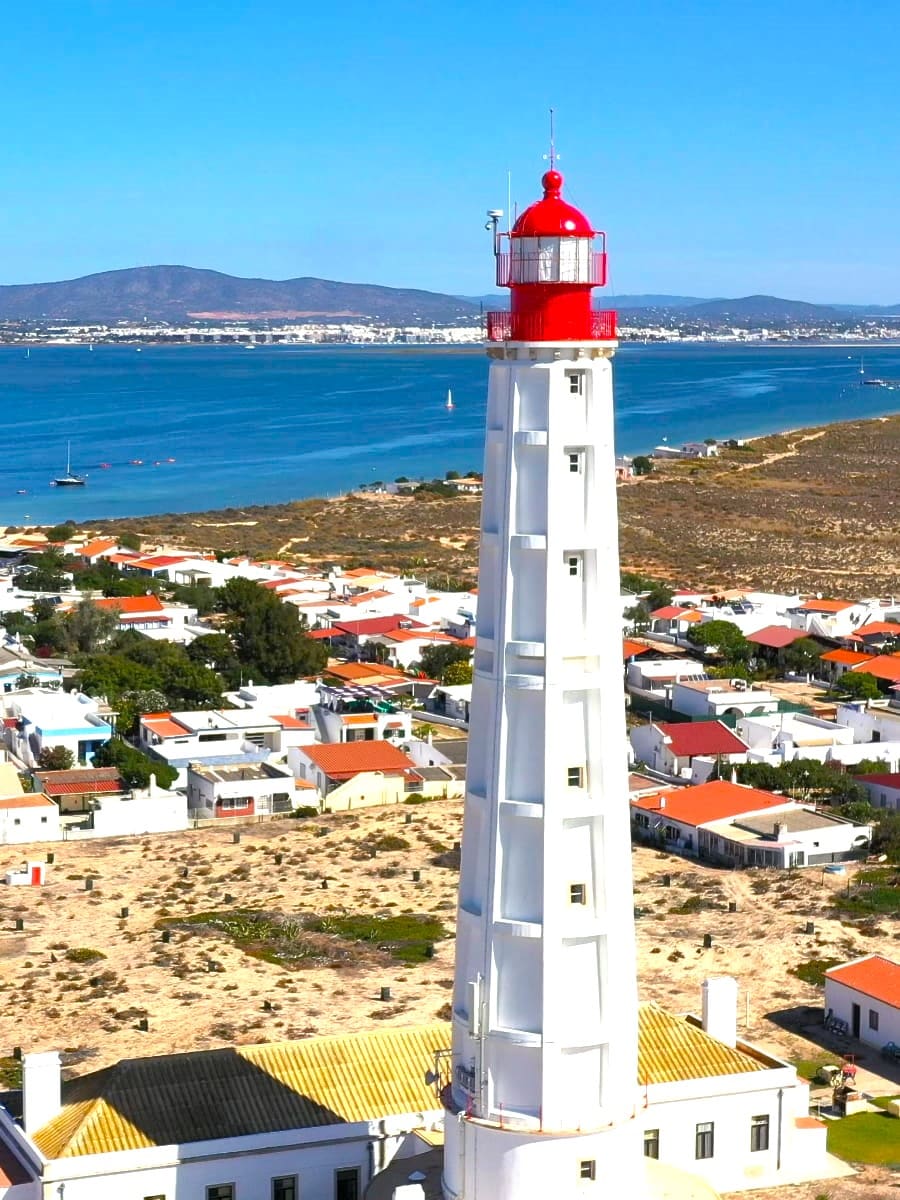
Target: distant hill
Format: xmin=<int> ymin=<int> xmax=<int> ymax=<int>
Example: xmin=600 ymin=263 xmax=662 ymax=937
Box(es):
xmin=460 ymin=292 xmax=711 ymax=311
xmin=684 ymin=294 xmax=841 ymax=322
xmin=0 ymin=266 xmax=482 ymax=324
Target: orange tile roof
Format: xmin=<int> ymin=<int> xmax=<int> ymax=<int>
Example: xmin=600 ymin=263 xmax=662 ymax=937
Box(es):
xmin=0 ymin=793 xmax=57 ymax=809
xmin=825 ymin=955 xmax=900 ymax=1005
xmin=798 ymin=598 xmax=854 ymax=613
xmin=821 ymin=648 xmax=874 ymax=666
xmin=301 ymin=740 xmax=417 ymax=780
xmin=385 ymin=629 xmax=454 ymax=644
xmin=623 ymin=638 xmax=650 ymax=659
xmin=631 ymin=779 xmax=788 ymax=829
xmin=650 ymin=606 xmax=702 ymax=621
xmin=346 ymin=589 xmax=392 ymax=604
xmin=80 ymin=538 xmax=118 ymax=558
xmin=326 ymin=662 xmax=409 ymax=683
xmin=341 ymin=714 xmax=376 ymax=725
xmin=141 ymin=714 xmax=190 ymax=738
xmin=343 ymin=567 xmax=379 ymax=577
xmin=106 ymin=552 xmax=141 ymax=565
xmin=95 ymin=595 xmax=165 ymax=615
xmin=850 ymin=655 xmax=900 ymax=682
xmin=271 ymin=713 xmax=311 ymax=730
xmin=132 ymin=554 xmax=190 ymax=569
xmin=849 ymin=622 xmax=900 ymax=638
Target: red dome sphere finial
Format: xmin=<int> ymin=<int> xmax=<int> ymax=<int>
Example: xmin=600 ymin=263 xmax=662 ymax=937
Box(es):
xmin=541 ymin=169 xmax=563 ymax=197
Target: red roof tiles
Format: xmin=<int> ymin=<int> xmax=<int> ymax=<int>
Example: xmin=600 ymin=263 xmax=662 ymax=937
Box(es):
xmin=746 ymin=625 xmax=808 ymax=649
xmin=652 ymin=721 xmax=748 ymax=758
xmin=825 ymin=955 xmax=900 ymax=1006
xmin=301 ymin=740 xmax=417 ymax=781
xmin=850 ymin=655 xmax=900 ymax=682
xmin=650 ymin=606 xmax=703 ymax=622
xmin=95 ymin=594 xmax=165 ymax=615
xmin=798 ymin=598 xmax=854 ymax=614
xmin=632 ymin=779 xmax=788 ymax=828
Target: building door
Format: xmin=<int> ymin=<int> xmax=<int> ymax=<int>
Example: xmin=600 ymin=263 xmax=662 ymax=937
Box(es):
xmin=851 ymin=1003 xmax=861 ymax=1038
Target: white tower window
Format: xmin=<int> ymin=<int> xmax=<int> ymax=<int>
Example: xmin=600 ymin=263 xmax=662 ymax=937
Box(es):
xmin=569 ymin=883 xmax=587 ymax=905
xmin=567 ymin=450 xmax=584 ymax=474
xmin=566 ymin=371 xmax=585 ymax=395
xmin=566 ymin=553 xmax=582 ymax=578
xmin=567 ymin=766 xmax=584 ymax=788
xmin=578 ymin=1160 xmax=596 ymax=1180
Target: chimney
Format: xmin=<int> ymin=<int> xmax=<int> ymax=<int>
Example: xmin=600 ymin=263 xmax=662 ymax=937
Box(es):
xmin=701 ymin=976 xmax=738 ymax=1048
xmin=23 ymin=1051 xmax=61 ymax=1132
xmin=774 ymin=821 xmax=788 ymax=840
xmin=658 ymin=796 xmax=666 ymax=809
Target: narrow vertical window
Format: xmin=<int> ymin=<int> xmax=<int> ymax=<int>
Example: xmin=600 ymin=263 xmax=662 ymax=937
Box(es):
xmin=566 ymin=553 xmax=582 ymax=578
xmin=750 ymin=1115 xmax=769 ymax=1153
xmin=566 ymin=371 xmax=585 ymax=395
xmin=568 ymin=450 xmax=584 ymax=474
xmin=567 ymin=766 xmax=584 ymax=788
xmin=695 ymin=1121 xmax=714 ymax=1160
xmin=643 ymin=1129 xmax=660 ymax=1159
xmin=578 ymin=1159 xmax=596 ymax=1180
xmin=569 ymin=883 xmax=587 ymax=905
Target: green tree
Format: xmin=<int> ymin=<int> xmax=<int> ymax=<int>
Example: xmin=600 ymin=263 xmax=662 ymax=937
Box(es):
xmin=838 ymin=672 xmax=881 ymax=700
xmin=169 ymin=582 xmax=221 ymax=617
xmin=15 ymin=549 xmax=71 ymax=592
xmin=839 ymin=799 xmax=875 ymax=825
xmin=37 ymin=745 xmax=74 ymax=771
xmin=220 ymin=579 xmax=327 ymax=683
xmin=46 ymin=523 xmax=76 ymax=543
xmin=632 ymin=455 xmax=653 ymax=476
xmin=1 ymin=611 xmax=32 ymax=638
xmin=445 ymin=470 xmax=461 ymax=480
xmin=872 ymin=810 xmax=900 ymax=862
xmin=784 ymin=637 xmax=823 ymax=676
xmin=186 ymin=633 xmax=237 ymax=673
xmin=687 ymin=619 xmax=751 ymax=663
xmin=443 ymin=660 xmax=473 ymax=685
xmin=116 ymin=688 xmax=169 ymax=736
xmin=852 ymin=758 xmax=891 ymax=775
xmin=92 ymin=738 xmax=177 ymax=790
xmin=118 ymin=532 xmax=142 ymax=552
xmin=64 ymin=600 xmax=120 ymax=654
xmin=620 ymin=571 xmax=672 ymax=614
xmin=419 ymin=641 xmax=471 ymax=682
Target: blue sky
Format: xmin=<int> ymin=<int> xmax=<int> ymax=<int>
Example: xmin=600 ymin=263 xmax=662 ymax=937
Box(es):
xmin=2 ymin=0 xmax=898 ymax=302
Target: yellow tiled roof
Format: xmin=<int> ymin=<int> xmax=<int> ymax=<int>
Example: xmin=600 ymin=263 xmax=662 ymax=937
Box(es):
xmin=36 ymin=1007 xmax=773 ymax=1159
xmin=638 ymin=1004 xmax=769 ymax=1084
xmin=35 ymin=1023 xmax=448 ymax=1159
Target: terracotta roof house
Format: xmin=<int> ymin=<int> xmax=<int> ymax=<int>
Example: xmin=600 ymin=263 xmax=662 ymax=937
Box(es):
xmin=630 ymin=720 xmax=749 ymax=782
xmin=824 ymin=955 xmax=900 ymax=1047
xmin=34 ymin=767 xmax=125 ymax=814
xmin=289 ymin=740 xmax=428 ymax=812
xmin=746 ymin=625 xmax=809 ymax=651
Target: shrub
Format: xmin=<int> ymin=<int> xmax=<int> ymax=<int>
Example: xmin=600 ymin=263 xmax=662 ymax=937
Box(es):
xmin=65 ymin=947 xmax=107 ymax=964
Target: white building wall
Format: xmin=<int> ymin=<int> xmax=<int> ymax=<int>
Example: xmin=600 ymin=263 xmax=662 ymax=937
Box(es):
xmin=29 ymin=1112 xmax=440 ymax=1200
xmin=0 ymin=803 xmax=61 ymax=845
xmin=824 ymin=977 xmax=900 ymax=1049
xmin=642 ymin=1067 xmax=815 ymax=1193
xmin=834 ymin=701 xmax=900 ymax=744
xmin=67 ymin=792 xmax=188 ymax=839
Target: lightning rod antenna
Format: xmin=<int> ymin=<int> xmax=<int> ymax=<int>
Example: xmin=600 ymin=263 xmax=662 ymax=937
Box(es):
xmin=549 ymin=107 xmax=555 ymax=170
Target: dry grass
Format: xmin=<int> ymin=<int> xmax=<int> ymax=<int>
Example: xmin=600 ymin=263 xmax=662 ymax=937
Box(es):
xmin=0 ymin=802 xmax=895 ymax=1078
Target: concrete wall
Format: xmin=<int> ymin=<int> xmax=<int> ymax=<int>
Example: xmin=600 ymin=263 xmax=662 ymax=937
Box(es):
xmin=65 ymin=792 xmax=188 ymax=839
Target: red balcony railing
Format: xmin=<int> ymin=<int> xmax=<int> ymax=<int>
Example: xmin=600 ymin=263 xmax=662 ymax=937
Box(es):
xmin=486 ymin=310 xmax=617 ymax=342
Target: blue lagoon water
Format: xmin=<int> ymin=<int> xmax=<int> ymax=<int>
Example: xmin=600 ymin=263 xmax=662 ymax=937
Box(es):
xmin=3 ymin=341 xmax=900 ymax=525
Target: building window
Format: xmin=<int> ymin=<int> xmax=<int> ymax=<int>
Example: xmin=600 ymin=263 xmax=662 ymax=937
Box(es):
xmin=13 ymin=818 xmax=20 ymax=826
xmin=566 ymin=371 xmax=585 ymax=396
xmin=335 ymin=1168 xmax=360 ymax=1200
xmin=643 ymin=1128 xmax=660 ymax=1159
xmin=569 ymin=883 xmax=587 ymax=905
xmin=568 ymin=451 xmax=584 ymax=474
xmin=566 ymin=553 xmax=582 ymax=577
xmin=695 ymin=1121 xmax=714 ymax=1159
xmin=750 ymin=1114 xmax=770 ymax=1152
xmin=207 ymin=1187 xmax=235 ymax=1200
xmin=578 ymin=1159 xmax=596 ymax=1180
xmin=869 ymin=1009 xmax=880 ymax=1031
xmin=272 ymin=1178 xmax=297 ymax=1200
xmin=567 ymin=766 xmax=583 ymax=788
xmin=144 ymin=1195 xmax=166 ymax=1200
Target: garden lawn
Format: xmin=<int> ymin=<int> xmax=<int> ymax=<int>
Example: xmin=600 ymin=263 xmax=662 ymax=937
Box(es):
xmin=827 ymin=1111 xmax=900 ymax=1166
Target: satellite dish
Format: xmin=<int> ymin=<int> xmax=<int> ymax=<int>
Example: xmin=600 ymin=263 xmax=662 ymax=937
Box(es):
xmin=424 ymin=1069 xmax=438 ymax=1086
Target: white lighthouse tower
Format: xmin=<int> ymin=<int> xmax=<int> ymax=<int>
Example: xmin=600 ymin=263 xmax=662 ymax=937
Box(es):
xmin=442 ymin=168 xmax=642 ymax=1199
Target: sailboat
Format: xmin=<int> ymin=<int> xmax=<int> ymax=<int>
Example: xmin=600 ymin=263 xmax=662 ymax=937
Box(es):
xmin=445 ymin=389 xmax=455 ymax=411
xmin=53 ymin=441 xmax=86 ymax=487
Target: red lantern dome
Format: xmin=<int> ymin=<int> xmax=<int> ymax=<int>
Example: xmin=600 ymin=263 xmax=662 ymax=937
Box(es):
xmin=511 ymin=171 xmax=594 ymax=238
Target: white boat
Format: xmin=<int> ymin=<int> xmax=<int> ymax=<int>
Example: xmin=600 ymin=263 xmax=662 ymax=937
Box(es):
xmin=53 ymin=441 xmax=85 ymax=487
xmin=446 ymin=389 xmax=454 ymax=411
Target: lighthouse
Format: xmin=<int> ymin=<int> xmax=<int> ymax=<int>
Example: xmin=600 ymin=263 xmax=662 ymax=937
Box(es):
xmin=441 ymin=169 xmax=642 ymax=1199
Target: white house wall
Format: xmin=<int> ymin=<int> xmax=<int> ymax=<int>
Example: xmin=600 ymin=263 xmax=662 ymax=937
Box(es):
xmin=824 ymin=978 xmax=900 ymax=1050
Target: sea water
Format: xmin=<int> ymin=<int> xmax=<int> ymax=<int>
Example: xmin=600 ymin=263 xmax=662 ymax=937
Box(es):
xmin=2 ymin=341 xmax=900 ymax=525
